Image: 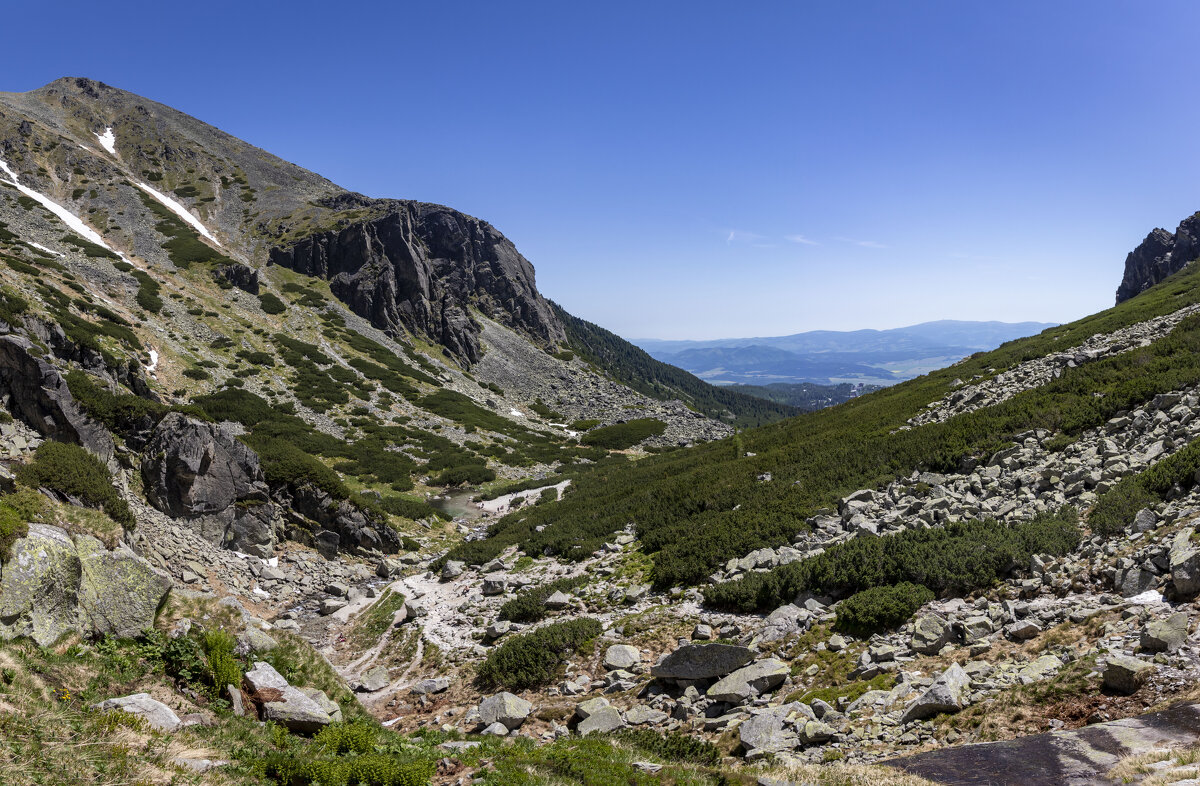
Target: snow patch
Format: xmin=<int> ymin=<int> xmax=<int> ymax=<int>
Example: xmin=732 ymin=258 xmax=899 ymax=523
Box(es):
xmin=28 ymin=242 xmax=62 ymax=257
xmin=0 ymin=158 xmax=114 ymax=250
xmin=94 ymin=127 xmax=116 ymax=155
xmin=1128 ymin=590 xmax=1165 ymax=605
xmin=133 ymin=181 xmax=221 ymax=246
xmin=146 ymin=349 xmax=159 ymax=376
xmin=509 ymin=408 xmax=524 ymax=418
xmin=252 ymin=587 xmax=270 ymax=598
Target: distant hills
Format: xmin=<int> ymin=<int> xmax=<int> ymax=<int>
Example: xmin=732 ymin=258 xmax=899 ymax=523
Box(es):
xmin=634 ymin=320 xmax=1057 ymax=385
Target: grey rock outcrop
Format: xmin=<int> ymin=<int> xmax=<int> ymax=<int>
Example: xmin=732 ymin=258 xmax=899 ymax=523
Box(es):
xmin=478 ymin=692 xmax=532 ymax=730
xmin=142 ymin=413 xmax=276 ymax=557
xmin=901 ymin=663 xmax=971 ymax=722
xmin=707 ymin=658 xmax=789 ymax=703
xmin=1103 ymin=655 xmax=1154 ymax=695
xmin=1116 ymin=213 xmax=1200 ymax=304
xmin=269 ymin=200 xmax=566 ymax=365
xmin=1141 ymin=612 xmax=1189 ymax=653
xmin=92 ymin=693 xmax=182 ymax=732
xmin=651 ymin=643 xmax=755 ymax=681
xmin=0 ymin=335 xmax=113 ymax=460
xmin=244 ymin=661 xmax=333 ymax=733
xmin=0 ymin=524 xmax=170 ymax=646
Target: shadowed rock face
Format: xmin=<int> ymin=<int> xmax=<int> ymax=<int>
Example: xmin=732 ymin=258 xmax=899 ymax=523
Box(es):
xmin=889 ymin=702 xmax=1200 ymax=786
xmin=268 ymin=200 xmax=566 ymax=364
xmin=1116 ymin=213 xmax=1200 ymax=304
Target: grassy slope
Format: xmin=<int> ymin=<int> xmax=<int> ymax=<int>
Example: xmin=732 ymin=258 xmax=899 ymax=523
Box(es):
xmin=450 ymin=262 xmax=1200 ymax=586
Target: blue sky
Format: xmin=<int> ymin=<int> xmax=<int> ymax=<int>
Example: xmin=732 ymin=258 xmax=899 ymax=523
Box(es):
xmin=3 ymin=1 xmax=1199 ymax=339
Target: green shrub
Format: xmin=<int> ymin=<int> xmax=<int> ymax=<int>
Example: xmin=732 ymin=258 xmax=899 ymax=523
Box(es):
xmin=834 ymin=582 xmax=934 ymax=636
xmin=498 ymin=575 xmax=588 ymax=623
xmin=432 ymin=464 xmax=495 ymax=487
xmin=15 ymin=441 xmax=132 ymax=527
xmin=201 ymin=629 xmax=242 ymax=690
xmin=570 ymin=419 xmax=602 ymax=431
xmin=579 ymin=418 xmax=666 ymax=450
xmin=183 ymin=367 xmax=210 ymax=380
xmin=1090 ymin=437 xmax=1200 ymax=536
xmin=66 ymin=370 xmax=172 ymax=432
xmin=261 ymin=750 xmax=434 ymax=786
xmin=131 ymin=271 xmax=162 ymax=313
xmin=476 ymin=618 xmax=601 ymax=690
xmin=704 ymin=508 xmax=1081 ymax=612
xmin=259 ymin=292 xmax=287 ymax=315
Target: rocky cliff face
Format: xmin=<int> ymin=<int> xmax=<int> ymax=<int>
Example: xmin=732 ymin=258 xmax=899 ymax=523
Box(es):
xmin=268 ymin=199 xmax=566 ymax=364
xmin=1115 ymin=212 xmax=1200 ymax=303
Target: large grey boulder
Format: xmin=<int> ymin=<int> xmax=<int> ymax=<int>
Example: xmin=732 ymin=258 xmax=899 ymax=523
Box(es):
xmin=901 ymin=663 xmax=971 ymax=722
xmin=739 ymin=703 xmax=807 ymax=754
xmin=651 ymin=643 xmax=755 ymax=681
xmin=479 ymin=692 xmax=532 ymax=730
xmin=1104 ymin=655 xmax=1154 ymax=695
xmin=760 ymin=604 xmax=811 ymax=642
xmin=0 ymin=335 xmax=114 ymax=460
xmin=92 ymin=693 xmax=181 ymax=732
xmin=707 ymin=658 xmax=789 ymax=703
xmin=299 ymin=688 xmax=343 ymax=723
xmin=911 ymin=615 xmax=952 ymax=655
xmin=1115 ymin=565 xmax=1157 ymax=598
xmin=357 ymin=665 xmax=389 ymax=692
xmin=577 ymin=705 xmax=624 ymax=735
xmin=1169 ymin=529 xmax=1200 ymax=598
xmin=142 ymin=413 xmax=276 ymax=557
xmin=0 ymin=524 xmax=170 ymax=646
xmin=1142 ymin=612 xmax=1189 ymax=653
xmin=244 ymin=662 xmax=333 ymax=733
xmin=603 ymin=644 xmax=641 ymax=671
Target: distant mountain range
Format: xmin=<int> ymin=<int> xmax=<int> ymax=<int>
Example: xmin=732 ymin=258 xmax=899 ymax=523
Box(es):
xmin=633 ymin=320 xmax=1058 ymax=385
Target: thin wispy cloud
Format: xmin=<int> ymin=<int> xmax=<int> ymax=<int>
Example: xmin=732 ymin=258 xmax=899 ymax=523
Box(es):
xmin=785 ymin=234 xmax=820 ymax=246
xmin=725 ymin=229 xmax=766 ymax=245
xmin=834 ymin=236 xmax=888 ymax=249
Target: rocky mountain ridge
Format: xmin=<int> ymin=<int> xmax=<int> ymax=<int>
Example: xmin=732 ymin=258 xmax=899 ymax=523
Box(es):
xmin=1116 ymin=211 xmax=1200 ymax=304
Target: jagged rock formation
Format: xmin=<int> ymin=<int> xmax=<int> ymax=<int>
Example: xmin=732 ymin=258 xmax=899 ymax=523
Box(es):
xmin=141 ymin=413 xmax=276 ymax=557
xmin=1115 ymin=212 xmax=1200 ymax=303
xmin=268 ymin=199 xmax=566 ymax=364
xmin=0 ymin=335 xmax=115 ymax=461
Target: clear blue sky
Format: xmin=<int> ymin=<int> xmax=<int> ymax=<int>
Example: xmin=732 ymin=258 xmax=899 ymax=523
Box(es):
xmin=3 ymin=1 xmax=1198 ymax=340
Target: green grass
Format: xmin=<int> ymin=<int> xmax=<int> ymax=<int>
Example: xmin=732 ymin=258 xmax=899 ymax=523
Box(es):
xmin=348 ymin=589 xmax=408 ymax=649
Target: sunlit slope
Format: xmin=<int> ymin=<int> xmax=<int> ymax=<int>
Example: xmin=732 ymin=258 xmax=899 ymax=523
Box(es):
xmin=448 ymin=261 xmax=1200 ymax=586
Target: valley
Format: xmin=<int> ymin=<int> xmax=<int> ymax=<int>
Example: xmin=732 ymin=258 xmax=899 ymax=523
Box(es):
xmin=1 ymin=76 xmax=1200 ymax=786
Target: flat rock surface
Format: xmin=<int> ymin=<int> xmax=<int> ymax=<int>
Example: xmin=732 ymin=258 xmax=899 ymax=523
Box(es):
xmin=888 ymin=702 xmax=1200 ymax=785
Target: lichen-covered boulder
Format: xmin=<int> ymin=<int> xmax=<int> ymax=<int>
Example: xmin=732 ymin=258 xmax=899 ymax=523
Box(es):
xmin=0 ymin=524 xmax=170 ymax=646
